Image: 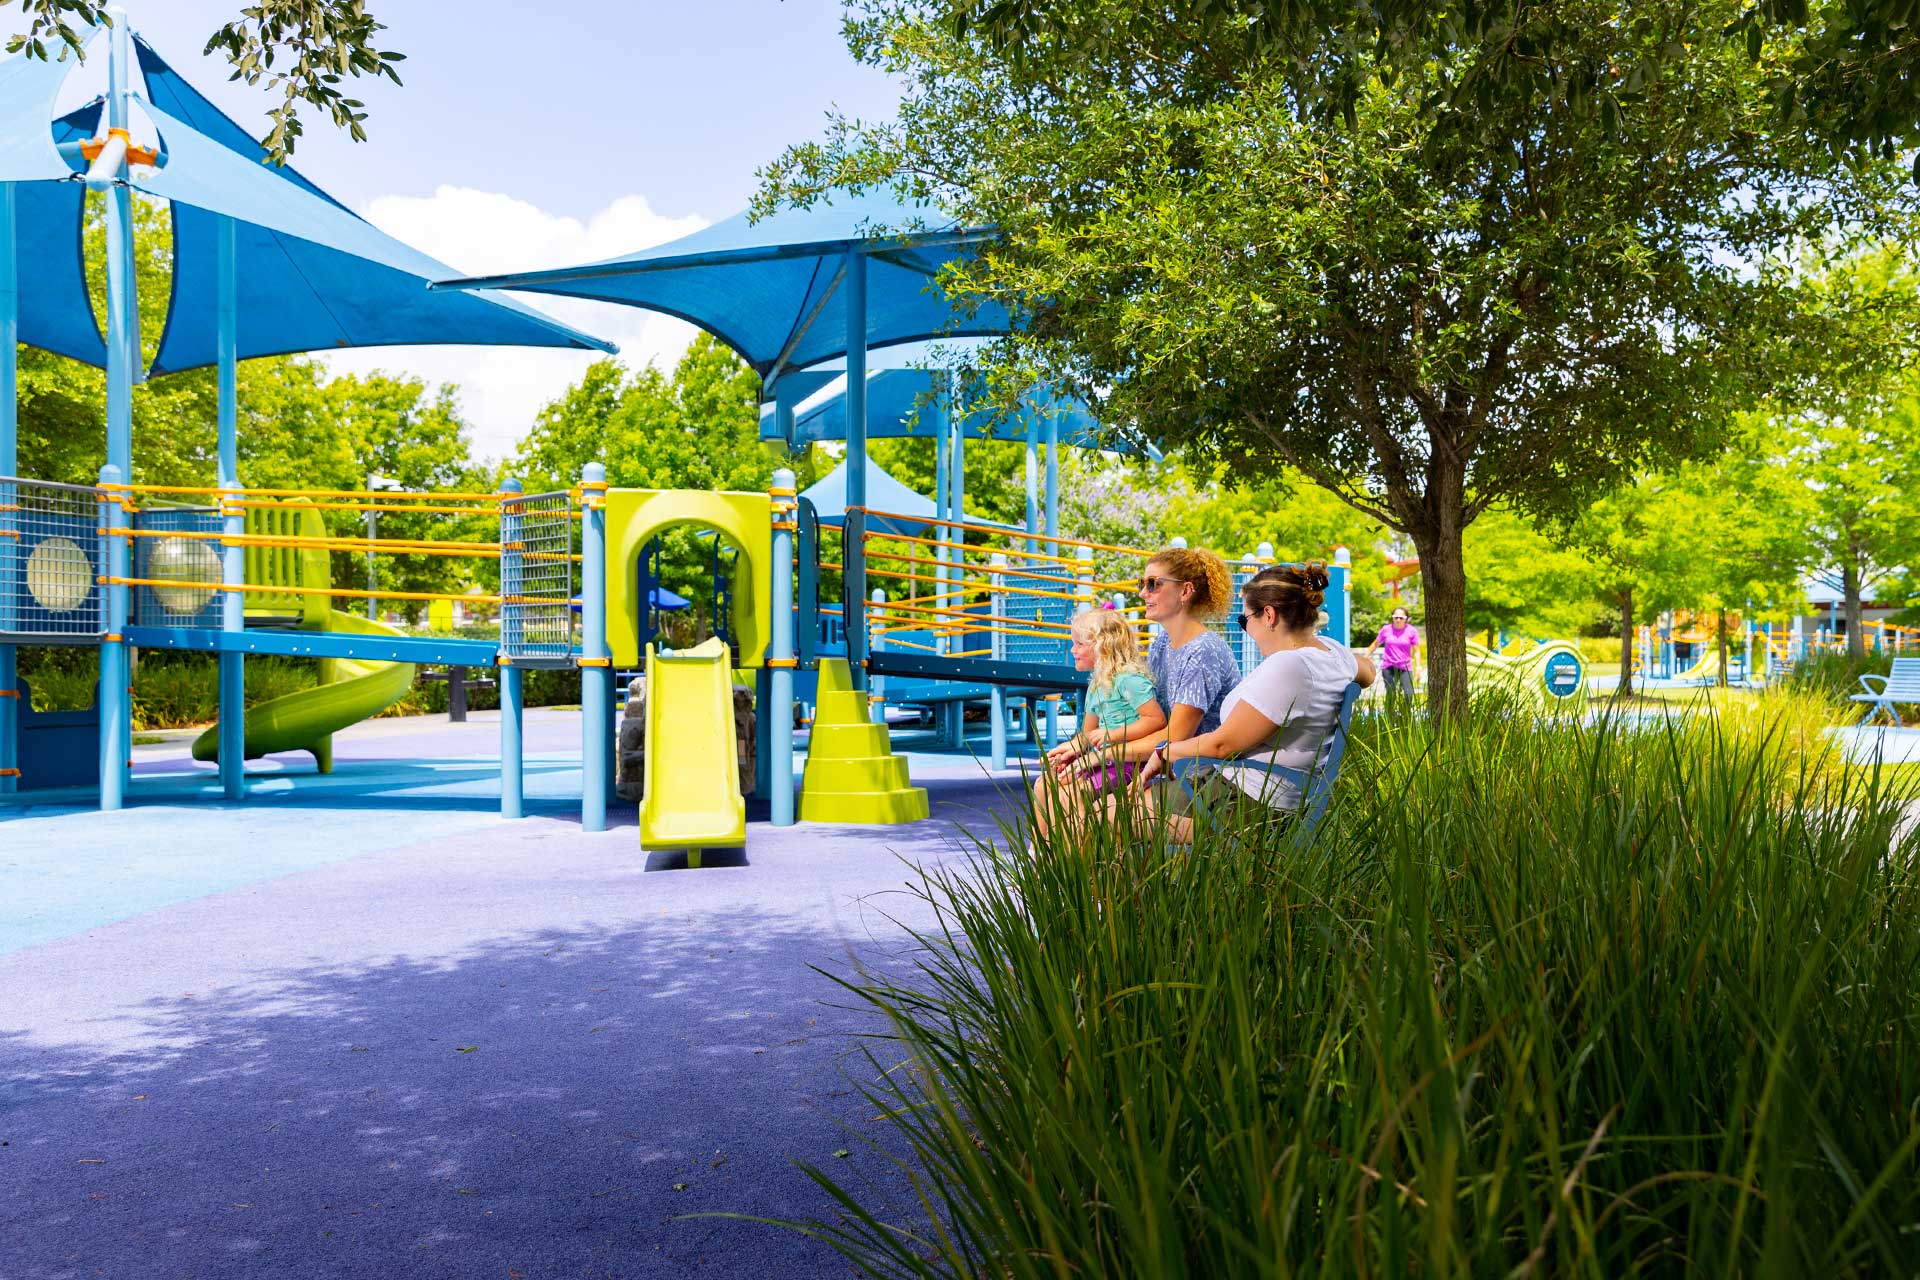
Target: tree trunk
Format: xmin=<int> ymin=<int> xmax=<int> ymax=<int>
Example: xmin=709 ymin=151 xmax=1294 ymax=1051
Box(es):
xmin=1414 ymin=526 xmax=1470 ymax=721
xmin=1715 ymin=611 xmax=1729 ymax=688
xmin=1616 ymin=588 xmax=1634 ymax=699
xmin=1842 ymin=554 xmax=1866 ymax=661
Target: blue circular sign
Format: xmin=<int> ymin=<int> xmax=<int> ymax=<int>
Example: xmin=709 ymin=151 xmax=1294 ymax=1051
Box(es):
xmin=1543 ymin=651 xmax=1583 ymax=698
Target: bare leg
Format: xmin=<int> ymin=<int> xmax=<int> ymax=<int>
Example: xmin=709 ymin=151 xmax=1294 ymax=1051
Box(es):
xmin=1101 ymin=785 xmax=1193 ymax=844
xmin=1031 ymin=770 xmax=1088 ymax=841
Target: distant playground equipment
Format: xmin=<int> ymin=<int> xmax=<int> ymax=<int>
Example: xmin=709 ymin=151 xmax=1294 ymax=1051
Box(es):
xmin=1464 ymin=638 xmax=1587 ymax=705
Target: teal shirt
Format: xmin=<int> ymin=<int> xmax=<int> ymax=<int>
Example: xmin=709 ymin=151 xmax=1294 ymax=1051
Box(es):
xmin=1085 ymin=671 xmax=1157 ymax=731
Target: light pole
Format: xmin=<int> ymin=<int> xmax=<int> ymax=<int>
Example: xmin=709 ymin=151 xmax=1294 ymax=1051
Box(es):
xmin=366 ymin=473 xmax=400 ymax=618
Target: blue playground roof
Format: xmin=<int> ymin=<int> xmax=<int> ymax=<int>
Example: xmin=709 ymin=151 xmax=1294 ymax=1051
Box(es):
xmin=0 ymin=35 xmax=614 ymax=375
xmin=0 ymin=42 xmax=112 ymax=366
xmin=801 ymin=456 xmax=1008 ymax=535
xmin=433 ymin=190 xmax=1011 ymax=384
xmin=777 ymin=368 xmax=1111 ymax=448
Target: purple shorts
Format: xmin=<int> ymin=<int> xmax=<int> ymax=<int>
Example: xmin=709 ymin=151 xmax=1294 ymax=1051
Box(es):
xmin=1080 ymin=761 xmax=1139 ymax=791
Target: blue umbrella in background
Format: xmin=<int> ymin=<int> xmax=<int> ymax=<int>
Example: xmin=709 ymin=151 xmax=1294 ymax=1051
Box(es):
xmin=573 ymin=588 xmax=688 ymax=614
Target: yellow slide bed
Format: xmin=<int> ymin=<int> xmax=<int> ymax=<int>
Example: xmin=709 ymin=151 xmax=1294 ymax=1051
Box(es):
xmin=639 ymin=637 xmax=747 ymax=862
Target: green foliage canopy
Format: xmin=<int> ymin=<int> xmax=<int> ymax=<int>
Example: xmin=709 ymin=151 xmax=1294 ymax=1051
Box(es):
xmin=762 ymin=0 xmax=1917 ymax=713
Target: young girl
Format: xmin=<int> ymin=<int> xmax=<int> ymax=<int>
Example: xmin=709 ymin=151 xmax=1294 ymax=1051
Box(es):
xmin=1031 ymin=605 xmax=1166 ymax=836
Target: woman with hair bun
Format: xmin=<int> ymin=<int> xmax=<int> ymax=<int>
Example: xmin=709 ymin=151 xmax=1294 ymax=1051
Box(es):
xmin=1133 ymin=562 xmax=1376 ymax=840
xmin=1046 ymin=545 xmax=1242 ymax=788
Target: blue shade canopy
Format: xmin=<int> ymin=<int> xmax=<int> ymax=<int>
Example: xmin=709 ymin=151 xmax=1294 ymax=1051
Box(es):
xmin=801 ymin=456 xmax=1006 ymax=535
xmin=434 ymin=190 xmax=1012 ymax=383
xmin=777 ymin=369 xmax=1101 ymax=444
xmin=803 ymin=456 xmax=937 ymax=534
xmin=0 ymin=43 xmax=108 ymax=366
xmin=0 ymin=37 xmax=614 ymax=375
xmin=133 ymin=93 xmax=615 ymax=372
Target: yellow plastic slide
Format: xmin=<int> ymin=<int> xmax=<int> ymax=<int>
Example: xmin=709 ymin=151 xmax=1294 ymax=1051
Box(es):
xmin=1671 ymin=646 xmax=1722 ymax=683
xmin=639 ymin=637 xmax=746 ymax=859
xmin=191 ymin=610 xmax=417 ymax=773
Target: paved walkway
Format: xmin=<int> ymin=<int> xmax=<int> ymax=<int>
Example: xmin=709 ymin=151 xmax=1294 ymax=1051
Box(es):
xmin=1 ymin=710 xmax=1027 ymax=1278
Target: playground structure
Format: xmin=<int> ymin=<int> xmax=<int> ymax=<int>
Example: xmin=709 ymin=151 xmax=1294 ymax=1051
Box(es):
xmin=0 ymin=15 xmax=1363 ymax=853
xmin=1633 ymin=608 xmax=1920 ymax=687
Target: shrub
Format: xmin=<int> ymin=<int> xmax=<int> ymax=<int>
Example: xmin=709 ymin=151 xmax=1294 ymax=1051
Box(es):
xmin=789 ymin=702 xmax=1920 ymax=1276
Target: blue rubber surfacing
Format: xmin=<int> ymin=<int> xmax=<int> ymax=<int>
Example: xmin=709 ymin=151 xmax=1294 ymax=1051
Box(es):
xmin=0 ymin=709 xmax=1027 ymax=1278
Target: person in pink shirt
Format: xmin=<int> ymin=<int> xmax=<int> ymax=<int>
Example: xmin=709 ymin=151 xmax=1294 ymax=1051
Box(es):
xmin=1366 ymin=607 xmax=1420 ymax=710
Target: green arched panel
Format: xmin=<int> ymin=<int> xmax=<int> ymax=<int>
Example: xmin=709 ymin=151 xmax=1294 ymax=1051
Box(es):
xmin=604 ymin=489 xmax=772 ymax=669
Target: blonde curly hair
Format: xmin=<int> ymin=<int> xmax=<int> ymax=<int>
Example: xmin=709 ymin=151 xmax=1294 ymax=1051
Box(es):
xmin=1071 ymin=606 xmax=1149 ymax=701
xmin=1146 ymin=546 xmax=1232 ymax=622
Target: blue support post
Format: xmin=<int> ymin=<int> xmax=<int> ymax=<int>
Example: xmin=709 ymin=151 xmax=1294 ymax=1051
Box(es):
xmin=217 ymin=481 xmax=246 ymax=799
xmin=769 ymin=467 xmax=796 ymax=826
xmin=99 ymin=464 xmax=129 ymax=810
xmin=944 ymin=377 xmax=968 ymax=749
xmin=990 ymin=551 xmax=1007 ymax=770
xmin=870 ymin=588 xmax=888 ymax=726
xmin=843 ymin=248 xmax=868 ymax=694
xmin=1045 ymin=413 xmax=1059 ymax=557
xmin=96 ymin=15 xmax=136 ymax=809
xmin=500 ymin=478 xmax=524 ymax=819
xmin=1025 ymin=414 xmax=1039 ymax=553
xmin=580 ymin=463 xmax=610 ymax=832
xmin=0 ymin=182 xmax=16 ymax=795
xmin=216 ymin=216 xmax=245 ymax=800
xmin=101 ymin=14 xmax=135 ymax=481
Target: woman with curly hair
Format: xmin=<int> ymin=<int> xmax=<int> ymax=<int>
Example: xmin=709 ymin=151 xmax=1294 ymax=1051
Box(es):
xmin=1134 ymin=562 xmax=1375 ymax=841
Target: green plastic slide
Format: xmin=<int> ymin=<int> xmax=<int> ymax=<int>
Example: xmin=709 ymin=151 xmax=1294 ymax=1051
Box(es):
xmin=191 ymin=611 xmax=417 ymax=773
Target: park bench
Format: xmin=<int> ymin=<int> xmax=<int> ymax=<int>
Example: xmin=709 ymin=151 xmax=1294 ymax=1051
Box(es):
xmin=1853 ymin=657 xmax=1920 ymax=728
xmin=417 ymin=665 xmax=497 ymax=723
xmin=1170 ymin=679 xmax=1364 ymax=833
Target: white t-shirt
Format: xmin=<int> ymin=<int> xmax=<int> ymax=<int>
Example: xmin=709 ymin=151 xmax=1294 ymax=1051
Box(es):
xmin=1215 ymin=638 xmax=1358 ymax=808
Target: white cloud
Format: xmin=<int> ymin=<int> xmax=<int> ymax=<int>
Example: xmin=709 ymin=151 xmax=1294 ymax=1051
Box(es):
xmin=318 ymin=186 xmax=711 ymax=462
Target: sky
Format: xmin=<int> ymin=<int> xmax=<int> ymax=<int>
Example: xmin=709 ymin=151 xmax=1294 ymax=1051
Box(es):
xmin=45 ymin=1 xmax=904 ymax=460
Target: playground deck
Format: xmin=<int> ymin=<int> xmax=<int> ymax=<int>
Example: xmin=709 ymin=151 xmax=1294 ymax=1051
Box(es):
xmin=0 ymin=710 xmax=1028 ymax=1278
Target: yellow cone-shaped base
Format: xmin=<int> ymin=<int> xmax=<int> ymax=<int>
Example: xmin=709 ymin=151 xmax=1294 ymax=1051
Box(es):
xmin=798 ymin=659 xmax=928 ymax=825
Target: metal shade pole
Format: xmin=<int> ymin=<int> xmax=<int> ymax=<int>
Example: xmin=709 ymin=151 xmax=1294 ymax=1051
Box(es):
xmin=500 ymin=479 xmax=524 ymax=819
xmin=843 ymin=247 xmax=868 ymax=693
xmin=0 ymin=183 xmax=16 ymax=795
xmin=216 ymin=215 xmax=245 ymax=800
xmin=769 ymin=467 xmax=796 ymax=826
xmin=580 ymin=462 xmax=610 ymax=832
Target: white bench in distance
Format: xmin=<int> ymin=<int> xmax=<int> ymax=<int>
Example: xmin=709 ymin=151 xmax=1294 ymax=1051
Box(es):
xmin=1854 ymin=656 xmax=1920 ymax=727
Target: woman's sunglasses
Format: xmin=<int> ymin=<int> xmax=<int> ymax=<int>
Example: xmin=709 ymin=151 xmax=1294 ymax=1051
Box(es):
xmin=1139 ymin=575 xmax=1189 ymax=595
xmin=1236 ymin=611 xmax=1270 ymax=632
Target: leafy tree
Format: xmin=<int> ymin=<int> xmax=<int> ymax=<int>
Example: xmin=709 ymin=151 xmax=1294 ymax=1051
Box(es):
xmin=949 ymin=0 xmax=1920 ymax=179
xmin=1564 ymin=475 xmax=1698 ymax=696
xmin=1460 ymin=508 xmax=1600 ymax=645
xmin=762 ymin=0 xmax=1915 ymax=715
xmin=1765 ymin=395 xmax=1920 ymax=658
xmin=1670 ymin=450 xmax=1811 ymax=682
xmin=10 ymin=0 xmax=403 ymax=161
xmin=1736 ymin=252 xmax=1920 ymax=657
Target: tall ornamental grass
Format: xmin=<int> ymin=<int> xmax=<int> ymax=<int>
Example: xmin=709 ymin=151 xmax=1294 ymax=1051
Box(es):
xmin=794 ymin=702 xmax=1920 ymax=1276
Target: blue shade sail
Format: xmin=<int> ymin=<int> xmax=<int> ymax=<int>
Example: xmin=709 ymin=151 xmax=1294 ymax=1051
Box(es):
xmin=0 ymin=36 xmax=88 ymax=181
xmin=435 ymin=190 xmax=1012 ymax=381
xmin=0 ymin=35 xmax=613 ymax=374
xmin=132 ymin=36 xmax=346 ymax=211
xmin=800 ymin=456 xmax=1011 ymax=535
xmin=0 ymin=48 xmax=108 ymax=366
xmin=134 ymin=98 xmax=615 ymax=373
